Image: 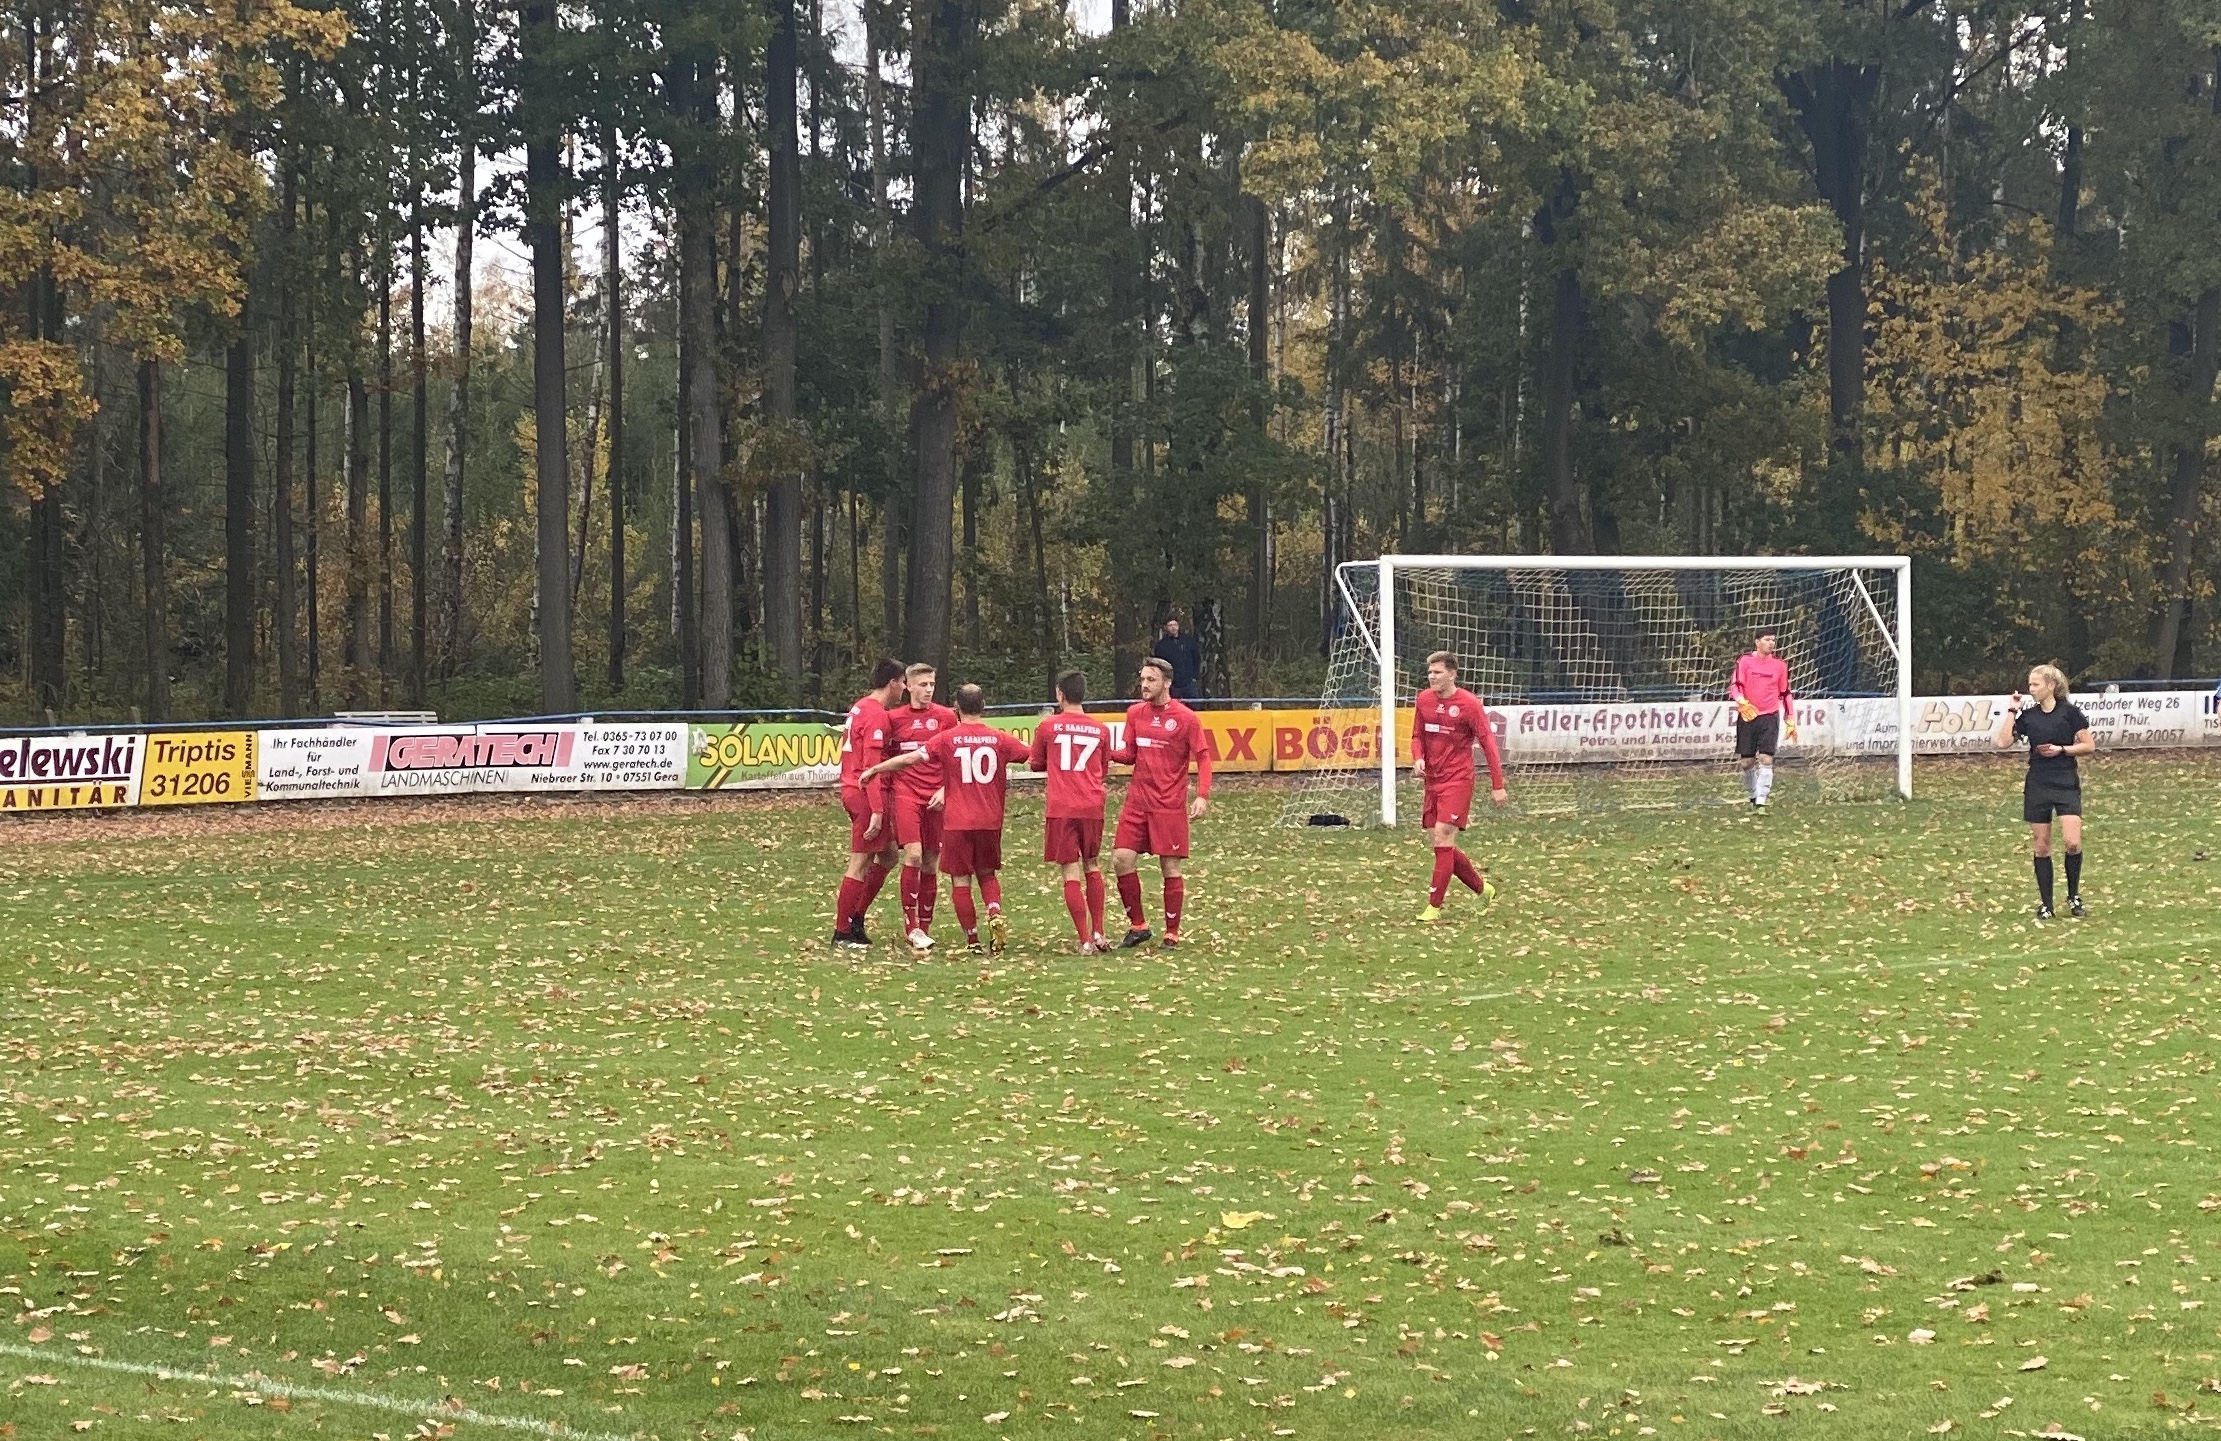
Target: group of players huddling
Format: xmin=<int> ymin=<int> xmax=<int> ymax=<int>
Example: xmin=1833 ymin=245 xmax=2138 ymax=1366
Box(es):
xmin=829 ymin=631 xmax=2094 ymax=952
xmin=832 ymin=657 xmax=1211 ymax=955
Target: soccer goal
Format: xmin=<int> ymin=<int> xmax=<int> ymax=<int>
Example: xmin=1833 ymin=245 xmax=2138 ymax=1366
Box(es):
xmin=1282 ymin=555 xmax=1913 ymax=825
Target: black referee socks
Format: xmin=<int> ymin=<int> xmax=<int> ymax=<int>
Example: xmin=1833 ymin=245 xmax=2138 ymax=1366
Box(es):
xmin=2064 ymin=850 xmax=2082 ymax=899
xmin=2034 ymin=856 xmax=2055 ymax=909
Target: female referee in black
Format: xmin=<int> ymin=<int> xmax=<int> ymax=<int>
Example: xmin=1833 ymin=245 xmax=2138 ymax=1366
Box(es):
xmin=1991 ymin=663 xmax=2094 ymax=919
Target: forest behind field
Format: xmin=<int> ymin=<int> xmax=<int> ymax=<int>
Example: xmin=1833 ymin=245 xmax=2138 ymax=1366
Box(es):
xmin=2 ymin=0 xmax=2217 ymax=723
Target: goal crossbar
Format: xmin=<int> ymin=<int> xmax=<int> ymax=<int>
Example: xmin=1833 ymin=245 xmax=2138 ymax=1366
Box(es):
xmin=1360 ymin=554 xmax=1914 ymax=824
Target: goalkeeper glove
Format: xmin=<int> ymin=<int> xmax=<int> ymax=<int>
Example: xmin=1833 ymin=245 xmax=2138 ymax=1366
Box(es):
xmin=1735 ymin=699 xmax=1759 ymax=723
xmin=1784 ymin=718 xmax=1799 ymax=742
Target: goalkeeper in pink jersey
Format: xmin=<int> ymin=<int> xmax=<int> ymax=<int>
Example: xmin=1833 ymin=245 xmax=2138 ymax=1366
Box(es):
xmin=1728 ymin=629 xmax=1796 ymax=807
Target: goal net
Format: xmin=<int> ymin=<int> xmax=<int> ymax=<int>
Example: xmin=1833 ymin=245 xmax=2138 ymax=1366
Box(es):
xmin=1281 ymin=556 xmax=1912 ymax=825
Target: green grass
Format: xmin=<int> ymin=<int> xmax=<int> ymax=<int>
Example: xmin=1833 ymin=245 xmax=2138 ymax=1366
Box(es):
xmin=2 ymin=755 xmax=2220 ymax=1441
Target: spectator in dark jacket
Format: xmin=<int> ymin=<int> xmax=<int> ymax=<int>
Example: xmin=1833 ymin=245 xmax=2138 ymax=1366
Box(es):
xmin=1152 ymin=618 xmax=1203 ymax=700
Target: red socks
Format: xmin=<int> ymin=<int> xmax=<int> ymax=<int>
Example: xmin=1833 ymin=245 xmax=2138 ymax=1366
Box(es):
xmin=1117 ymin=871 xmax=1146 ymax=929
xmin=860 ymin=860 xmax=891 ymax=911
xmin=836 ymin=876 xmax=862 ymax=931
xmin=900 ymin=864 xmax=921 ymax=934
xmin=1085 ymin=871 xmax=1106 ymax=938
xmin=1163 ymin=877 xmax=1185 ymax=936
xmin=1451 ymin=850 xmax=1485 ymax=894
xmin=918 ymin=869 xmax=937 ymax=932
xmin=1429 ymin=847 xmax=1456 ymax=907
xmin=979 ymin=875 xmax=1002 ymax=913
xmin=1063 ymin=879 xmax=1091 ymax=943
xmin=951 ymin=882 xmax=978 ymax=942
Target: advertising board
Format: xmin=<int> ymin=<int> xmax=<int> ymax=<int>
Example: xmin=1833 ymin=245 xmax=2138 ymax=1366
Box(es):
xmin=0 ymin=732 xmax=142 ymax=811
xmin=140 ymin=731 xmax=257 ymax=806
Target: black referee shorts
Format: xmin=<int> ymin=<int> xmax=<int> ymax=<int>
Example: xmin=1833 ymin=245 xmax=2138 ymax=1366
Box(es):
xmin=1735 ymin=713 xmax=1780 ymax=760
xmin=2023 ymin=777 xmax=2083 ymax=824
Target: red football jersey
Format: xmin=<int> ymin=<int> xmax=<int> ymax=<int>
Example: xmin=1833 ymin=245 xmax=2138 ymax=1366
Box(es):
xmin=889 ymin=702 xmax=961 ymax=802
xmin=840 ymin=694 xmax=891 ymax=796
xmin=1111 ymin=699 xmax=1213 ymax=812
xmin=1029 ymin=712 xmax=1111 ymax=819
xmin=925 ymin=722 xmax=1033 ymax=832
xmin=1412 ymin=686 xmax=1505 ymax=790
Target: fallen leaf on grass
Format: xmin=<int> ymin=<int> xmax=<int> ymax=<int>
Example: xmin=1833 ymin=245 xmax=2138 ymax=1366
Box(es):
xmin=2020 ymin=1355 xmax=2049 ymax=1372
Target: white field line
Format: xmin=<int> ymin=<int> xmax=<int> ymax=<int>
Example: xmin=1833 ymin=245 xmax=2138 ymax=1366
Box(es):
xmin=0 ymin=1340 xmax=645 ymax=1441
xmin=1452 ymin=929 xmax=2221 ymax=1009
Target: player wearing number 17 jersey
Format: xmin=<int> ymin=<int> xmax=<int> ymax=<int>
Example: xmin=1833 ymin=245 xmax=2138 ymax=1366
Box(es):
xmin=1030 ymin=670 xmax=1112 ymax=954
xmin=1411 ymin=650 xmax=1508 ymax=923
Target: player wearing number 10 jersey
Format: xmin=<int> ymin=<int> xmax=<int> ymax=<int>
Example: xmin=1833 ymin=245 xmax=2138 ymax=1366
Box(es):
xmin=871 ymin=683 xmax=1032 ymax=955
xmin=1030 ymin=670 xmax=1112 ymax=954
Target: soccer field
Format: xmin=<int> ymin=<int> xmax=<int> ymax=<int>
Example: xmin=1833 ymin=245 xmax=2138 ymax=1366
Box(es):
xmin=2 ymin=755 xmax=2218 ymax=1441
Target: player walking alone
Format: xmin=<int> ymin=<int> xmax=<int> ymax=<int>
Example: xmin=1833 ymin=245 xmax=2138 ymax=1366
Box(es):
xmin=1031 ymin=671 xmax=1113 ymax=953
xmin=870 ymin=684 xmax=1033 ymax=954
xmin=832 ymin=658 xmax=907 ymax=947
xmin=1109 ymin=657 xmax=1212 ymax=949
xmin=1729 ymin=629 xmax=1796 ymax=807
xmin=883 ymin=663 xmax=960 ymax=949
xmin=1411 ymin=651 xmax=1508 ymax=922
xmin=1992 ymin=663 xmax=2093 ymax=920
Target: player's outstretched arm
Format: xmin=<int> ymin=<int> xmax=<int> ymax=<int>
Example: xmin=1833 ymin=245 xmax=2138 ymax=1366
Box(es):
xmin=1188 ymin=720 xmax=1213 ymax=819
xmin=863 ymin=748 xmax=930 ymax=783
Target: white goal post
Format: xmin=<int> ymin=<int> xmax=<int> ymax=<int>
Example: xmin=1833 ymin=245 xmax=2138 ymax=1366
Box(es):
xmin=1294 ymin=554 xmax=1913 ymax=826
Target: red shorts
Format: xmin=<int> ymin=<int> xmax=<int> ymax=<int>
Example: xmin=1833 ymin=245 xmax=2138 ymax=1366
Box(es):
xmin=940 ymin=828 xmax=1004 ymax=878
xmin=893 ymin=794 xmax=944 ymax=851
xmin=1422 ymin=779 xmax=1475 ymax=830
xmin=1114 ymin=805 xmax=1190 ymax=859
xmin=1043 ymin=816 xmax=1105 ymax=865
xmin=841 ymin=787 xmax=890 ymax=852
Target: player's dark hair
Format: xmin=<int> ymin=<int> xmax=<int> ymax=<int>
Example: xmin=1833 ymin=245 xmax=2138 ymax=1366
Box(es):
xmin=870 ymin=657 xmax=904 ymax=688
xmin=1057 ymin=670 xmax=1087 ymax=704
xmin=1141 ymin=657 xmax=1173 ymax=681
xmin=1426 ymin=649 xmax=1458 ymax=673
xmin=1753 ymin=628 xmax=1777 ymax=643
xmin=956 ymin=683 xmax=986 ymax=716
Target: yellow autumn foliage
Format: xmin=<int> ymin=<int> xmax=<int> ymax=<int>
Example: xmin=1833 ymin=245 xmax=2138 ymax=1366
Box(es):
xmin=1866 ymin=174 xmax=2128 ymax=570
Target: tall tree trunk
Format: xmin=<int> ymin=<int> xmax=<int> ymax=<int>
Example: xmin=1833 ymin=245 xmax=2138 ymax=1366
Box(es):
xmin=674 ymin=280 xmax=700 ymax=707
xmin=1014 ymin=428 xmax=1055 ymax=699
xmin=139 ymin=359 xmax=167 ymax=720
xmin=410 ymin=193 xmax=430 ymax=706
xmin=345 ymin=345 xmax=371 ymax=704
xmin=376 ymin=248 xmax=394 ymax=688
xmin=440 ymin=18 xmax=475 ymax=679
xmin=903 ymin=0 xmax=972 ymax=668
xmin=306 ymin=319 xmax=320 ymax=710
xmin=1540 ymin=262 xmax=1588 ymax=554
xmin=682 ymin=190 xmax=731 ymax=706
xmin=26 ymin=270 xmax=65 ymax=714
xmin=864 ymin=0 xmax=902 ymax=653
xmin=275 ymin=167 xmax=302 ymax=716
xmin=1533 ymin=181 xmax=1592 ymax=556
xmin=960 ymin=439 xmax=980 ymax=649
xmin=1782 ymin=60 xmax=1880 ymax=525
xmin=1246 ymin=186 xmax=1270 ymax=649
xmin=525 ymin=0 xmax=576 ymax=713
xmin=605 ymin=124 xmax=627 ymax=693
xmin=2157 ymin=285 xmax=2221 ymax=675
xmin=224 ymin=326 xmax=257 ymax=716
xmin=763 ymin=0 xmax=806 ymax=685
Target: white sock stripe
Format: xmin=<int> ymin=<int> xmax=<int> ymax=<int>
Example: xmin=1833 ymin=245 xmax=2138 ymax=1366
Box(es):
xmin=0 ymin=1340 xmax=638 ymax=1441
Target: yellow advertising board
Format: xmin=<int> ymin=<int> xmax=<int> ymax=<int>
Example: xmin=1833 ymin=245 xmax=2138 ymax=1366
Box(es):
xmin=141 ymin=731 xmax=258 ymax=806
